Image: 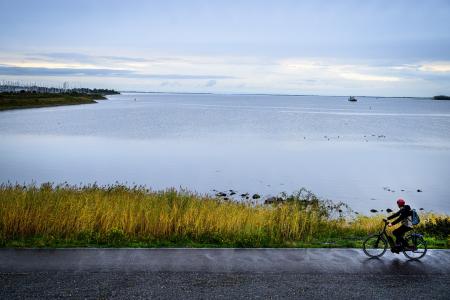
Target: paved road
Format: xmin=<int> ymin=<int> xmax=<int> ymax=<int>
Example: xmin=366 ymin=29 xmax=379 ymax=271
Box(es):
xmin=1 ymin=249 xmax=449 ymax=299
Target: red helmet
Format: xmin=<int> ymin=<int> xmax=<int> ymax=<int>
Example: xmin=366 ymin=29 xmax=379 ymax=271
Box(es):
xmin=397 ymin=198 xmax=405 ymax=206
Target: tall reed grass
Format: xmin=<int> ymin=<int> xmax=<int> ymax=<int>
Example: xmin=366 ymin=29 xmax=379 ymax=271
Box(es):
xmin=0 ymin=183 xmax=448 ymax=248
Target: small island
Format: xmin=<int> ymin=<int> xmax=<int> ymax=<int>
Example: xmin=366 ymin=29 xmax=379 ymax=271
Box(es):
xmin=433 ymin=95 xmax=450 ymax=100
xmin=0 ymin=84 xmax=119 ymax=111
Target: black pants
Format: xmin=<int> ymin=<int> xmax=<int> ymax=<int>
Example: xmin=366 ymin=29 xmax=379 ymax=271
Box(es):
xmin=393 ymin=225 xmax=412 ymax=247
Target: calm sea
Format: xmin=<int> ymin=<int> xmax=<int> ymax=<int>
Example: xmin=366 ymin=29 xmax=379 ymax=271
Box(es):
xmin=1 ymin=93 xmax=449 ymax=213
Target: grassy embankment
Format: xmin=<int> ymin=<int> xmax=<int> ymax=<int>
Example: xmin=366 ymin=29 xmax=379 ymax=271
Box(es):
xmin=0 ymin=184 xmax=448 ymax=248
xmin=0 ymin=92 xmax=109 ymax=111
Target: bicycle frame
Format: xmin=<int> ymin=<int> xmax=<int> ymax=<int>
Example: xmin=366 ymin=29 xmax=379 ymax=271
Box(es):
xmin=379 ymin=220 xmax=396 ymax=249
xmin=380 ymin=221 xmax=423 ymax=249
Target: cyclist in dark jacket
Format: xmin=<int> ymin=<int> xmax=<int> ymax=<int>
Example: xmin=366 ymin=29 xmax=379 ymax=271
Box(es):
xmin=387 ymin=198 xmax=413 ymax=253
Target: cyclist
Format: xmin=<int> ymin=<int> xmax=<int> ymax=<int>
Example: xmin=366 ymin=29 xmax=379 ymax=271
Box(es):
xmin=387 ymin=198 xmax=413 ymax=253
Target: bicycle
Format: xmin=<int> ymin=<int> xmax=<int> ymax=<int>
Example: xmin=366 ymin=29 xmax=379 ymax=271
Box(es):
xmin=362 ymin=219 xmax=427 ymax=260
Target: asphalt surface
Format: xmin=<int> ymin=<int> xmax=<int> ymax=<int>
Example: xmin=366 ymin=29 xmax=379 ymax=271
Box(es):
xmin=1 ymin=248 xmax=449 ymax=299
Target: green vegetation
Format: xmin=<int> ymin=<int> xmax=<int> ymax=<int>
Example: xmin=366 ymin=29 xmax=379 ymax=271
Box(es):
xmin=0 ymin=183 xmax=448 ymax=248
xmin=433 ymin=95 xmax=450 ymax=100
xmin=0 ymin=92 xmax=110 ymax=111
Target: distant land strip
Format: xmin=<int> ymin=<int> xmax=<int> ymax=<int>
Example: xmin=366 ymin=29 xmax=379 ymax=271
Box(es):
xmin=0 ymin=90 xmax=119 ymax=111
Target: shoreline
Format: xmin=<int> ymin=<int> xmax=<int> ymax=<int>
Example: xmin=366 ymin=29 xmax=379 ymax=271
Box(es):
xmin=0 ymin=92 xmax=116 ymax=111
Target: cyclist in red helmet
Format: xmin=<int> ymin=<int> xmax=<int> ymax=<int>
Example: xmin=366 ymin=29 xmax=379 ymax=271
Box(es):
xmin=387 ymin=198 xmax=413 ymax=253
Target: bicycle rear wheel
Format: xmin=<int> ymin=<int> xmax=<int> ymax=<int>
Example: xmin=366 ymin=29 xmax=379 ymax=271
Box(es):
xmin=363 ymin=234 xmax=388 ymax=258
xmin=403 ymin=234 xmax=427 ymax=260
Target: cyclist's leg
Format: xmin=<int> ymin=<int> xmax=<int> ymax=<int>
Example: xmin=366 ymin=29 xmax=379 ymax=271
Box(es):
xmin=392 ymin=227 xmax=401 ymax=246
xmin=394 ymin=225 xmax=412 ymax=247
xmin=390 ymin=228 xmax=400 ymax=253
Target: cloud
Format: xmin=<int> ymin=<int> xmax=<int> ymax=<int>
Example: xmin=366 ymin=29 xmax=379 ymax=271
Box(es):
xmin=279 ymin=59 xmax=406 ymax=83
xmin=0 ymin=65 xmax=133 ymax=77
xmin=29 ymin=52 xmax=149 ymax=63
xmin=283 ymin=61 xmax=330 ymax=71
xmin=100 ymin=55 xmax=149 ymax=63
xmin=339 ymin=72 xmax=401 ymax=82
xmin=389 ymin=62 xmax=450 ymax=73
xmin=146 ymin=74 xmax=231 ymax=80
xmin=419 ymin=62 xmax=450 ymax=73
xmin=160 ymin=81 xmax=181 ymax=87
xmin=204 ymin=79 xmax=217 ymax=87
xmin=0 ymin=65 xmax=233 ymax=80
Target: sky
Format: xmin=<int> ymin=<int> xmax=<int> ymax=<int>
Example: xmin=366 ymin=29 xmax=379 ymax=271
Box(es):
xmin=1 ymin=0 xmax=450 ymax=96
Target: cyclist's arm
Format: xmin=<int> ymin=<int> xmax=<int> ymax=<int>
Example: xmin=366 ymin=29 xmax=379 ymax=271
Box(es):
xmin=387 ymin=211 xmax=400 ymax=220
xmin=391 ymin=217 xmax=402 ymax=226
xmin=390 ymin=207 xmax=410 ymax=225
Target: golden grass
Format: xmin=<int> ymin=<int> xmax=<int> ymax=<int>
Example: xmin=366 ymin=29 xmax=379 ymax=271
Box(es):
xmin=0 ymin=183 xmax=448 ymax=247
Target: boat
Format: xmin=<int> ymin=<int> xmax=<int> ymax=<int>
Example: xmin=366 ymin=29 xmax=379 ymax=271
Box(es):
xmin=348 ymin=96 xmax=357 ymax=102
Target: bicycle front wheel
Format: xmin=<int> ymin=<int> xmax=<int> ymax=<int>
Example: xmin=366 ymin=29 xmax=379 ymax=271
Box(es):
xmin=403 ymin=234 xmax=427 ymax=260
xmin=363 ymin=234 xmax=388 ymax=258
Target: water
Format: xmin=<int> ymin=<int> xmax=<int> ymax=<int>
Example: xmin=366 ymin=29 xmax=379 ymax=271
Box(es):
xmin=1 ymin=93 xmax=450 ymax=213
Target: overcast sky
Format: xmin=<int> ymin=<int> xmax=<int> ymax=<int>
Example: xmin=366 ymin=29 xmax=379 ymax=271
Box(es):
xmin=1 ymin=0 xmax=450 ymax=96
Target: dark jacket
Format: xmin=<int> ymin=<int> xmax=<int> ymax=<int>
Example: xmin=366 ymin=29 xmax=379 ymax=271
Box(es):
xmin=388 ymin=205 xmax=412 ymax=227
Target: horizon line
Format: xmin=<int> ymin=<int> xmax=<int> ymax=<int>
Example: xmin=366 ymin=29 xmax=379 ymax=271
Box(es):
xmin=118 ymin=90 xmax=433 ymax=99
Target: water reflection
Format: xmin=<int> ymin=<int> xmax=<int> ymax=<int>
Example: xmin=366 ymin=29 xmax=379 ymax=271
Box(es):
xmin=362 ymin=256 xmax=425 ymax=274
xmin=1 ymin=134 xmax=449 ymax=213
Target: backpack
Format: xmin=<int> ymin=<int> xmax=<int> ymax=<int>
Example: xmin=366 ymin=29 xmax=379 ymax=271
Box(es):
xmin=411 ymin=209 xmax=420 ymax=226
